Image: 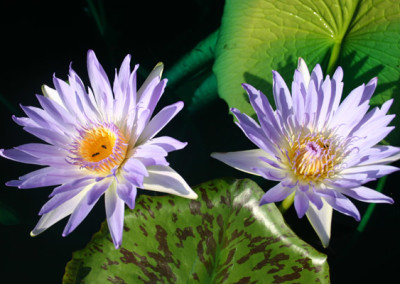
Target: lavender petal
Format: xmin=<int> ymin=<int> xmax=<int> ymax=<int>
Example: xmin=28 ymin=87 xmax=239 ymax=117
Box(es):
xmin=338 ymin=186 xmax=394 ymax=204
xmin=259 ymin=182 xmax=294 ymax=206
xmin=116 ymin=182 xmax=137 ymax=209
xmin=105 ymin=185 xmax=125 ymax=248
xmin=142 ymin=165 xmax=197 ymax=199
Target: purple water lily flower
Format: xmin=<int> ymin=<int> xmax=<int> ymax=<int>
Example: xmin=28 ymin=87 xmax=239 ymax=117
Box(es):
xmin=212 ymin=58 xmax=399 ymax=247
xmin=1 ymin=50 xmax=197 ymax=248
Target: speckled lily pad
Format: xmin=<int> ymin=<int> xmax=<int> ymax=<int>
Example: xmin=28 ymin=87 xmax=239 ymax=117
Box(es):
xmin=63 ymin=178 xmax=330 ymax=283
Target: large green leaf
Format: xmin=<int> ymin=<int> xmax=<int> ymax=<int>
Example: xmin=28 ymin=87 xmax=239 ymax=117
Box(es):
xmin=64 ymin=178 xmax=329 ymax=283
xmin=213 ymin=0 xmax=400 ymax=142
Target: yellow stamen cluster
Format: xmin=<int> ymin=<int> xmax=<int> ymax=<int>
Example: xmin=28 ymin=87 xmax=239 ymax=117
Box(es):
xmin=75 ymin=124 xmax=128 ymax=173
xmin=288 ymin=133 xmax=337 ymax=182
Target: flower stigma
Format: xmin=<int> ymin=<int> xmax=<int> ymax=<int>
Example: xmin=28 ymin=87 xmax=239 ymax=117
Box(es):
xmin=69 ymin=123 xmax=128 ymax=173
xmin=287 ymin=131 xmax=342 ymax=182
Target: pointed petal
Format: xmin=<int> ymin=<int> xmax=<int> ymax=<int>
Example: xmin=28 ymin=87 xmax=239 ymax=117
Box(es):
xmin=252 ymin=166 xmax=287 ymax=181
xmin=230 ymin=108 xmax=275 ymax=154
xmin=36 ymin=94 xmax=76 ymax=131
xmin=123 ymin=170 xmax=144 ymax=188
xmin=243 ymin=84 xmax=285 ymax=152
xmin=62 ymin=186 xmax=102 ymax=236
xmin=0 ymin=148 xmax=42 ymax=165
xmin=294 ymin=191 xmax=309 ymax=218
xmin=259 ymin=183 xmax=294 ymax=205
xmin=133 ymin=144 xmax=168 ymax=159
xmin=137 ymin=62 xmax=163 ymax=100
xmin=346 ymin=145 xmax=400 ymax=167
xmin=117 ymin=54 xmax=132 ymax=95
xmin=105 ymin=183 xmax=125 ymax=248
xmin=87 ymin=178 xmax=113 ymax=204
xmin=341 ymin=164 xmax=399 ymax=179
xmin=49 ymin=177 xmax=94 ymax=197
xmin=297 ymin=58 xmax=311 ymax=87
xmin=337 ymin=186 xmax=394 ymax=204
xmin=140 ymin=79 xmax=167 ymax=118
xmin=52 ymin=76 xmax=86 ymax=122
xmin=123 ymin=157 xmax=148 ymax=177
xmin=324 ymin=192 xmax=360 ymax=221
xmin=116 ymin=182 xmax=137 ymax=209
xmin=211 ymin=149 xmax=276 ymax=176
xmin=42 ymin=84 xmax=64 ymax=107
xmin=6 ymin=167 xmax=84 ymax=189
xmin=306 ymin=200 xmax=333 ymax=248
xmin=39 ymin=186 xmax=85 ymax=215
xmin=137 ymin=101 xmax=183 ymax=144
xmin=272 ymin=70 xmax=293 ymax=119
xmin=147 ymin=136 xmax=187 ymax=152
xmin=23 ymin=127 xmax=69 ymax=146
xmin=142 ymin=165 xmax=197 ymax=199
xmin=31 ymin=187 xmax=89 ymax=236
xmin=87 ymin=50 xmax=113 ymax=114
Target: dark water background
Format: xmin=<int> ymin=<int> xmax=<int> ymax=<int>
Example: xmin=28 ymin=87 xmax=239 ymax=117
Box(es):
xmin=0 ymin=1 xmax=399 ymax=283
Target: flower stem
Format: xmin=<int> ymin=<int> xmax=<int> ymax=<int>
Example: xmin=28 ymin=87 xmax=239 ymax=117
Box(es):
xmin=356 ymin=176 xmax=387 ymax=233
xmin=326 ymin=42 xmax=341 ymax=76
xmin=279 ymin=192 xmax=295 ymax=214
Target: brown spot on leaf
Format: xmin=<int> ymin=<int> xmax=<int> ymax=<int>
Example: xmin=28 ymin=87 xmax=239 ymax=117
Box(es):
xmin=196 ymin=223 xmax=217 ymax=275
xmin=145 ymin=225 xmax=178 ymax=281
xmin=139 ymin=225 xmax=148 ymax=236
xmin=232 ymin=276 xmax=257 ymax=284
xmin=256 ymin=251 xmax=289 ymax=273
xmin=107 ymin=257 xmax=119 ymax=265
xmin=272 ymin=266 xmax=302 ymax=283
xmin=123 ymin=225 xmax=130 ymax=232
xmin=175 ymin=227 xmax=195 ymax=248
xmin=101 ymin=257 xmax=119 ymax=270
xmin=137 ymin=199 xmax=155 ymax=219
xmin=223 ymin=229 xmax=244 ymax=249
xmin=156 ymin=202 xmax=162 ymax=210
xmin=200 ymin=187 xmax=214 ymax=209
xmin=220 ymin=190 xmax=232 ymax=207
xmin=136 ymin=209 xmax=148 ymax=220
xmin=216 ymin=214 xmax=224 ymax=244
xmin=202 ymin=213 xmax=214 ymax=225
xmin=119 ymin=248 xmax=167 ymax=283
xmin=296 ymin=257 xmax=322 ymax=273
xmin=172 ymin=213 xmax=178 ymax=223
xmin=215 ymin=248 xmax=237 ymax=282
xmin=189 ymin=200 xmax=202 ymax=215
xmin=89 ymin=243 xmax=103 ymax=254
xmin=222 ymin=248 xmax=236 ymax=266
xmin=244 ymin=216 xmax=256 ymax=227
xmin=168 ymin=199 xmax=175 ymax=206
xmin=107 ymin=275 xmax=126 ymax=284
xmin=236 ymin=234 xmax=288 ymax=275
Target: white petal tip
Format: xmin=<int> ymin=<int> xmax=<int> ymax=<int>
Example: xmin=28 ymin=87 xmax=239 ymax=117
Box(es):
xmin=321 ymin=239 xmax=330 ymax=248
xmin=187 ymin=192 xmax=198 ymax=200
xmin=296 ymin=58 xmax=311 ymax=85
xmin=153 ymin=62 xmax=164 ymax=78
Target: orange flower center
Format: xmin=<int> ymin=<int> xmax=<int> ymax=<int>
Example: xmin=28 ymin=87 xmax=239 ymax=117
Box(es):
xmin=70 ymin=123 xmax=128 ymax=174
xmin=288 ymin=133 xmax=339 ymax=182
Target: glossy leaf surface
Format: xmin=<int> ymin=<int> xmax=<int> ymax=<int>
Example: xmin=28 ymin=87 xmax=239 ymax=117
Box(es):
xmin=64 ymin=178 xmax=329 ymax=283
